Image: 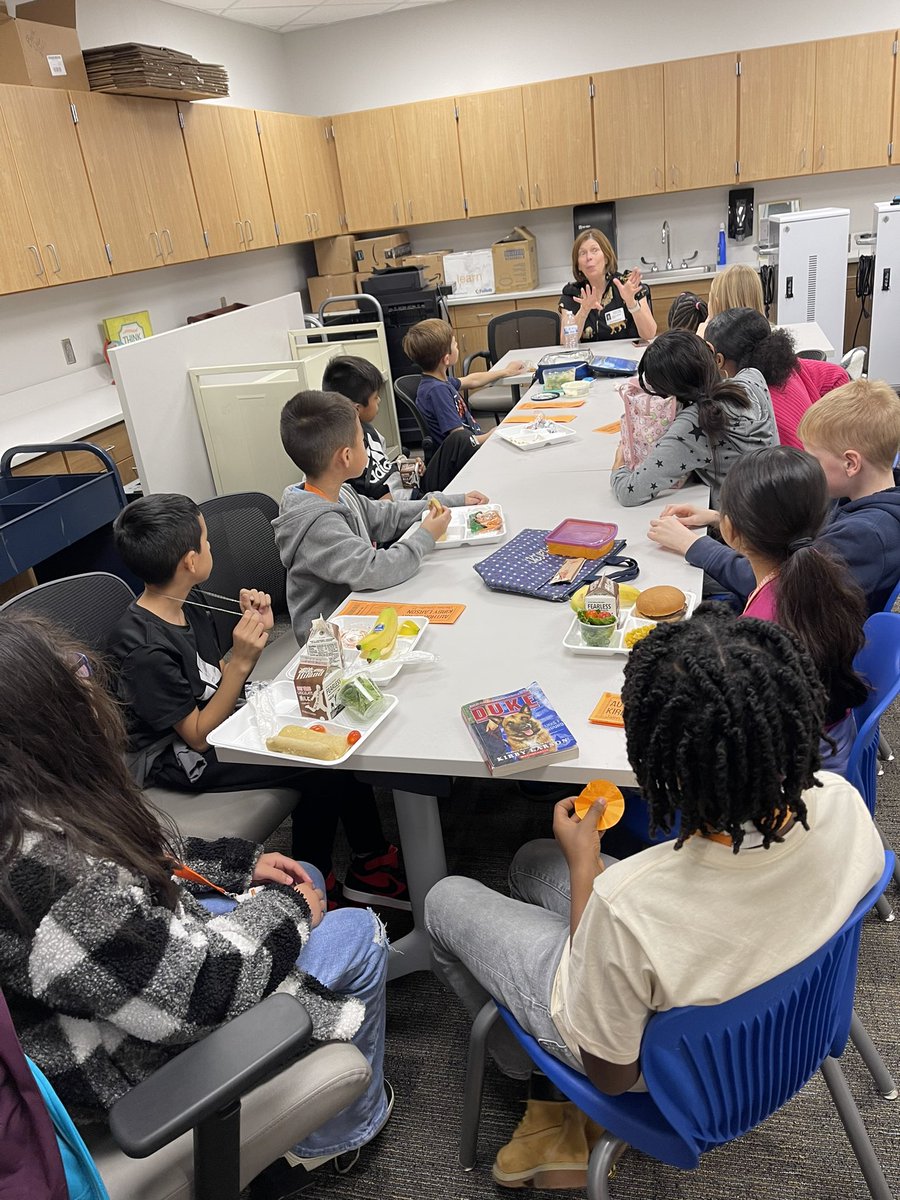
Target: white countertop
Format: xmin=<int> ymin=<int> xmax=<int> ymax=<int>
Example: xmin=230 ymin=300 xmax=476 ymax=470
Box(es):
xmin=0 ymin=369 xmax=123 ymax=464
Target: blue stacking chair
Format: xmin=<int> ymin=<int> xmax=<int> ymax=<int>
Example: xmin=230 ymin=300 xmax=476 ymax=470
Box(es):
xmin=459 ymin=855 xmax=895 ymax=1200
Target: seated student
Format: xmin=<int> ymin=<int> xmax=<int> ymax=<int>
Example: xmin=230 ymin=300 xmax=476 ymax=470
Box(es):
xmin=717 ymin=446 xmax=867 ymax=771
xmin=648 ymin=379 xmax=900 ymax=614
xmin=425 ymin=609 xmax=883 ymax=1190
xmin=109 ymin=494 xmax=410 ymax=911
xmin=402 ymin=318 xmax=525 ymax=448
xmin=696 ymin=262 xmax=766 ymax=336
xmin=0 ymin=612 xmax=392 ymax=1187
xmin=705 ymin=307 xmax=849 ymax=448
xmin=274 ymin=389 xmax=486 ymax=644
xmin=666 ymin=290 xmax=708 ymax=333
xmin=611 ymin=329 xmax=776 ymax=508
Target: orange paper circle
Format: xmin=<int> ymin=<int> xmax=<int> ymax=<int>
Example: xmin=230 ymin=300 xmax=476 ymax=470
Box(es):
xmin=575 ymin=780 xmax=625 ymax=830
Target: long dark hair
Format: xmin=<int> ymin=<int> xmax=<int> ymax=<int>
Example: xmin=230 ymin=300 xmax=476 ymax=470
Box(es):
xmin=639 ymin=329 xmax=750 ymax=445
xmin=706 ymin=307 xmax=797 ymax=388
xmin=718 ymin=446 xmax=868 ymax=723
xmin=623 ymin=605 xmax=821 ymax=850
xmin=0 ymin=613 xmax=182 ymax=928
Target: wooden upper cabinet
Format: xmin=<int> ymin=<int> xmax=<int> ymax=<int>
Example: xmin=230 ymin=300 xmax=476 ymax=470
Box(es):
xmin=594 ymin=64 xmax=665 ymax=199
xmin=664 ymin=53 xmax=737 ymax=190
xmin=739 ymin=43 xmax=816 ymax=181
xmin=814 ymin=31 xmax=896 ymax=172
xmin=522 ymin=76 xmax=594 ymax=208
xmin=894 ymin=41 xmax=900 ymax=164
xmin=0 ymin=85 xmax=109 ymax=285
xmin=179 ymin=103 xmax=243 ymax=257
xmin=72 ymin=92 xmax=159 ymax=274
xmin=457 ymin=87 xmax=529 ymax=218
xmin=257 ymin=110 xmax=313 ymax=243
xmin=392 ymin=97 xmax=465 ymax=225
xmin=218 ymin=106 xmax=278 ymax=250
xmin=295 ymin=116 xmax=345 ymax=237
xmin=130 ymin=98 xmax=207 ymax=265
xmin=0 ymin=107 xmax=45 ymax=294
xmin=333 ymin=107 xmax=403 ymax=230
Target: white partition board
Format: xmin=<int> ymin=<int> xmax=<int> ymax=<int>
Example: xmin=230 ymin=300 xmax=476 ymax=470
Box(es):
xmin=109 ymin=293 xmax=305 ymax=501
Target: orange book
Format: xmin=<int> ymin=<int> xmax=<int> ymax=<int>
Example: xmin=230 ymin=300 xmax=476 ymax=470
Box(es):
xmin=594 ymin=421 xmax=621 ymax=434
xmin=589 ymin=692 xmax=625 ymax=727
xmin=520 ymin=399 xmax=585 ymax=409
xmin=504 ymin=413 xmax=577 ymax=424
xmin=337 ymin=600 xmax=465 ymax=625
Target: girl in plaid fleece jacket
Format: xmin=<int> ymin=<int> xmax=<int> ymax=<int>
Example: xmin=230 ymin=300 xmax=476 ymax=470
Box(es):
xmin=0 ymin=612 xmax=389 ymax=1166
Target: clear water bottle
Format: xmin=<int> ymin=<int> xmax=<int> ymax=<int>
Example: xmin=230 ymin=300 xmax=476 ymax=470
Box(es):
xmin=562 ymin=315 xmax=579 ymax=349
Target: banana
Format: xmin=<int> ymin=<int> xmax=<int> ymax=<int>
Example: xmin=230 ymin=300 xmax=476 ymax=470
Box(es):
xmin=399 ymin=619 xmax=420 ymax=638
xmin=357 ymin=606 xmax=399 ymax=662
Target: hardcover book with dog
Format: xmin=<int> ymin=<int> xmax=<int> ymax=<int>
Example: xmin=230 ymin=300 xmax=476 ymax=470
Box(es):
xmin=461 ymin=681 xmax=578 ymax=776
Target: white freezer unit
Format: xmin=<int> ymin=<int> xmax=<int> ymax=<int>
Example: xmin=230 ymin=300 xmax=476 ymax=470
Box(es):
xmin=868 ymin=201 xmax=900 ymax=384
xmin=768 ymin=208 xmax=849 ymax=356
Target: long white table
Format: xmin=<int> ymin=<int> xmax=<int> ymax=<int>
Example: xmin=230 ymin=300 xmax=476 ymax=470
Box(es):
xmin=219 ymin=342 xmax=707 ymax=975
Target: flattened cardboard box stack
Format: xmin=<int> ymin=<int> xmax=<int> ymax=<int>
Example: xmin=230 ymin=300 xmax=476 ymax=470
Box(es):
xmin=83 ymin=42 xmax=229 ymax=101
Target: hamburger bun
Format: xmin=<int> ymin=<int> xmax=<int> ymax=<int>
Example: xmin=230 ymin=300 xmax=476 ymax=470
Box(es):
xmin=634 ymin=585 xmax=687 ymax=623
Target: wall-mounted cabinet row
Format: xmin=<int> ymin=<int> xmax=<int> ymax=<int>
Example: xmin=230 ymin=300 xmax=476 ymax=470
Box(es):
xmin=0 ymin=28 xmax=896 ymax=299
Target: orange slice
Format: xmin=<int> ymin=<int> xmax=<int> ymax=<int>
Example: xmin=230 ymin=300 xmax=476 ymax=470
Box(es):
xmin=575 ymin=780 xmax=625 ymax=830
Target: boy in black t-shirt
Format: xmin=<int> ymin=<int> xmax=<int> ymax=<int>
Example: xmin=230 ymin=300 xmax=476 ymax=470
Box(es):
xmin=108 ymin=493 xmax=410 ymax=910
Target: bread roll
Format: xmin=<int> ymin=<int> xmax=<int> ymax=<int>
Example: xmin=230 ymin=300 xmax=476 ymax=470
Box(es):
xmin=266 ymin=724 xmax=347 ymax=761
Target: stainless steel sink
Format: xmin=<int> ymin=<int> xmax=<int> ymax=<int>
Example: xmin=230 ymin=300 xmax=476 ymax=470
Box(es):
xmin=641 ymin=264 xmax=716 ymax=281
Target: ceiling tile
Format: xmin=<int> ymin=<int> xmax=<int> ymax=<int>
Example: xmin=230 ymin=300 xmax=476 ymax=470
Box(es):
xmin=222 ymin=6 xmax=308 ymax=26
xmin=159 ymin=0 xmax=454 ymax=31
xmin=285 ymin=3 xmax=397 ymax=26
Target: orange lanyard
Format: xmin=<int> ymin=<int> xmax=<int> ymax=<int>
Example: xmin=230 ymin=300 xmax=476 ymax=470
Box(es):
xmin=699 ymin=812 xmax=796 ymax=848
xmin=172 ymin=863 xmax=228 ymax=895
xmin=303 ymin=482 xmax=335 ymax=502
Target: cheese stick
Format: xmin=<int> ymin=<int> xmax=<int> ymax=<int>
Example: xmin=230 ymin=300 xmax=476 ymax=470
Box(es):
xmin=266 ymin=724 xmax=347 ymax=761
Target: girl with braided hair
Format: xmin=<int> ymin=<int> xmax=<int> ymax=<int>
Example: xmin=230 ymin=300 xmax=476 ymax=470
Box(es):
xmin=717 ymin=444 xmax=868 ymax=772
xmin=425 ymin=611 xmax=882 ymax=1190
xmin=666 ymin=290 xmax=708 ymax=333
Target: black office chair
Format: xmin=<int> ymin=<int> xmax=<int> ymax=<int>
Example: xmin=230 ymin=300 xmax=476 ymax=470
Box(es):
xmin=393 ymin=374 xmax=436 ymax=463
xmin=797 ymin=348 xmax=828 ymax=361
xmin=463 ymin=308 xmax=561 ymax=421
xmin=0 ymin=569 xmax=135 ymax=652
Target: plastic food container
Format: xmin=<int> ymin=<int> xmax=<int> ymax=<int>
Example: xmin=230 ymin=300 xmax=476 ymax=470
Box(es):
xmin=543 ymin=367 xmax=577 ymax=390
xmin=576 ymin=611 xmax=616 ymax=646
xmin=562 ymin=380 xmax=590 ymax=397
xmin=545 ymin=519 xmax=618 ymax=559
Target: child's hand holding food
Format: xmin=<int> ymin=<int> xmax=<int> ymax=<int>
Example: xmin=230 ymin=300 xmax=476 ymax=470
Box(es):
xmin=231 ymin=608 xmax=268 ymax=671
xmin=422 ymin=503 xmax=452 ymax=541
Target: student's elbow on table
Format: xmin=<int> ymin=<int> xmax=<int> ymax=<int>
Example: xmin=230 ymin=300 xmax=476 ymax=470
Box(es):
xmin=611 ymin=476 xmax=645 ymax=507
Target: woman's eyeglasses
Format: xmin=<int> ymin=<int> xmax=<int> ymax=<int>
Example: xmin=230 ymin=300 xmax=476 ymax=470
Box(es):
xmin=71 ymin=652 xmax=92 ymax=679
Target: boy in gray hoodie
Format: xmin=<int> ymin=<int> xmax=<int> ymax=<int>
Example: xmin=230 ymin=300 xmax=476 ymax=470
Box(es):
xmin=274 ymin=390 xmax=487 ymax=643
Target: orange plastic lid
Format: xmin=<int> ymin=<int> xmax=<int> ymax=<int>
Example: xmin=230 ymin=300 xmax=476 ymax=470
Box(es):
xmin=575 ymin=779 xmax=625 ymax=830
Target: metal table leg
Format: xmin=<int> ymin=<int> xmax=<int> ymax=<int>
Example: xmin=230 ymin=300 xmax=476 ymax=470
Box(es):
xmin=387 ymin=789 xmax=448 ymax=980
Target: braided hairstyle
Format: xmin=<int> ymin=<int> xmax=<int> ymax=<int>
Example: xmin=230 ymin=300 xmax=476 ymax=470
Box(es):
xmin=667 ymin=290 xmax=709 ymax=333
xmin=638 ymin=328 xmax=750 ymax=446
xmin=706 ymin=307 xmax=797 ymax=388
xmin=622 ymin=604 xmax=824 ymax=851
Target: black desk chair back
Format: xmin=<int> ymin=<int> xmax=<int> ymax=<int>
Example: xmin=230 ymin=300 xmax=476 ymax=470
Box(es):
xmin=393 ymin=375 xmax=436 ymax=463
xmin=465 ymin=309 xmax=562 ymax=422
xmin=0 ymin=571 xmax=135 ymax=652
xmin=797 ymin=348 xmax=827 ymax=361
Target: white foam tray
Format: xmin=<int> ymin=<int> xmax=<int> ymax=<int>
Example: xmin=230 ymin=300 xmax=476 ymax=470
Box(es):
xmin=494 ymin=423 xmax=577 ymax=452
xmin=422 ymin=503 xmax=507 ymax=548
xmin=280 ymin=615 xmax=429 ymax=684
xmin=563 ymin=591 xmax=698 ymax=657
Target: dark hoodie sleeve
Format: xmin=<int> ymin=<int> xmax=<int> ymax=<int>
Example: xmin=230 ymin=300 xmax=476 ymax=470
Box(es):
xmin=821 ymin=511 xmax=895 ymax=614
xmin=684 ymin=537 xmax=756 ymax=599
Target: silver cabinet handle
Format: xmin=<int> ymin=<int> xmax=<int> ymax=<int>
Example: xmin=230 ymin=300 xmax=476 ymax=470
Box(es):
xmin=244 ymin=219 xmax=254 ymax=244
xmin=312 ymin=213 xmax=319 ymax=233
xmin=393 ymin=201 xmax=399 ymax=222
xmin=305 ymin=213 xmax=312 ymax=235
xmin=149 ymin=231 xmax=163 ymax=258
xmin=45 ymin=243 xmax=61 ymax=274
xmin=161 ymin=228 xmax=174 ymax=257
xmin=534 ymin=182 xmax=541 ymax=205
xmin=27 ymin=244 xmax=44 ymax=277
xmin=818 ymin=143 xmax=825 ymax=167
xmin=236 ymin=220 xmax=245 ymax=246
xmin=408 ymin=199 xmax=414 ymax=220
xmin=799 ymin=146 xmax=807 ymax=169
xmin=654 ymin=166 xmax=662 ymax=189
xmin=518 ymin=184 xmax=525 ymax=206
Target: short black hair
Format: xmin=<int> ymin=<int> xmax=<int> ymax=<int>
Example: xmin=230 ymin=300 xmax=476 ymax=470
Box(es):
xmin=622 ymin=604 xmax=822 ymax=851
xmin=280 ymin=390 xmax=360 ymax=476
xmin=113 ymin=494 xmax=202 ymax=586
xmin=321 ymin=355 xmax=384 ymax=408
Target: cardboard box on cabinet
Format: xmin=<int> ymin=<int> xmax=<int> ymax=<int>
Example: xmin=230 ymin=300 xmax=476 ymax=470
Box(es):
xmin=492 ymin=226 xmax=538 ymax=293
xmin=353 ymin=232 xmax=410 ymax=273
xmin=314 ymin=235 xmax=356 ymax=276
xmin=0 ymin=0 xmax=89 ymax=90
xmin=396 ymin=250 xmax=453 ymax=286
xmin=307 ymin=273 xmax=358 ymax=313
xmin=443 ymin=249 xmax=494 ymax=297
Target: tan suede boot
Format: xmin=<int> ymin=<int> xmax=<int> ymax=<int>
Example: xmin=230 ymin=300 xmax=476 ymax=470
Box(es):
xmin=492 ymin=1099 xmax=589 ymax=1189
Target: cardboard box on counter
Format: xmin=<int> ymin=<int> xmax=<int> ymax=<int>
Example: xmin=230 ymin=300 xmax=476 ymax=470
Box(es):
xmin=307 ymin=273 xmax=358 ymax=313
xmin=492 ymin=226 xmax=538 ymax=293
xmin=353 ymin=232 xmax=410 ymax=273
xmin=314 ymin=234 xmax=356 ymax=276
xmin=443 ymin=249 xmax=494 ymax=297
xmin=0 ymin=0 xmax=88 ymax=90
xmin=395 ymin=250 xmax=453 ymax=286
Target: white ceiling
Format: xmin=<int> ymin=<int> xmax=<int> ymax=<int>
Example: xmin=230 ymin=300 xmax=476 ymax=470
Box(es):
xmin=160 ymin=0 xmax=456 ymax=33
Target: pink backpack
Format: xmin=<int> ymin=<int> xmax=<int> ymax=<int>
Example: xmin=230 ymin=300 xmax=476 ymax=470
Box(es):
xmin=616 ymin=377 xmax=677 ymax=470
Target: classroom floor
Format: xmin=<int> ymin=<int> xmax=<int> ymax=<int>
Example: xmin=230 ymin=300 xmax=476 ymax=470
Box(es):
xmin=252 ymin=705 xmax=900 ymax=1200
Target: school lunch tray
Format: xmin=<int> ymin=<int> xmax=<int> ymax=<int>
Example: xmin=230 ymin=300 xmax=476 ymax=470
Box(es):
xmin=278 ymin=615 xmax=429 ymax=684
xmin=422 ymin=503 xmax=506 ymax=548
xmin=563 ymin=591 xmax=698 ymax=657
xmin=208 ymin=679 xmax=398 ymax=767
xmin=493 ymin=423 xmax=577 ymax=452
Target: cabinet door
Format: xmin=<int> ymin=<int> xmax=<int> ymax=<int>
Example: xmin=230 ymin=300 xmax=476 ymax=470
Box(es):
xmin=393 ymin=98 xmax=465 ymax=225
xmin=256 ymin=110 xmax=313 ymax=243
xmin=0 ymin=85 xmax=110 ymax=284
xmin=179 ymin=103 xmax=243 ymax=257
xmin=522 ymin=76 xmax=595 ymax=208
xmin=594 ymin=64 xmax=665 ymax=199
xmin=219 ymin=106 xmax=279 ymax=249
xmin=131 ymin=98 xmax=207 ymax=265
xmin=295 ymin=115 xmax=345 ymax=238
xmin=665 ymin=53 xmax=737 ymax=190
xmin=0 ymin=106 xmax=45 ymax=294
xmin=333 ymin=107 xmax=403 ymax=230
xmin=70 ymin=92 xmax=159 ymax=274
xmin=456 ymin=88 xmax=529 ymax=219
xmin=814 ymin=31 xmax=895 ymax=172
xmin=739 ymin=43 xmax=816 ymax=181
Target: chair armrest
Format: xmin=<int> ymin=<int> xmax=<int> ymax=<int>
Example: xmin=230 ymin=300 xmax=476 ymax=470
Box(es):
xmin=462 ymin=350 xmax=490 ymax=376
xmin=109 ymin=994 xmax=313 ymax=1158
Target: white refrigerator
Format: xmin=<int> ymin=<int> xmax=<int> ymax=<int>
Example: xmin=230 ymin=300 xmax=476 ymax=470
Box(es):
xmin=768 ymin=208 xmax=850 ymax=356
xmin=868 ymin=201 xmax=900 ymax=384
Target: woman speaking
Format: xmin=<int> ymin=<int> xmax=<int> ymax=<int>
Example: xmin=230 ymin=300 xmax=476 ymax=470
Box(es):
xmin=559 ymin=229 xmax=657 ymax=343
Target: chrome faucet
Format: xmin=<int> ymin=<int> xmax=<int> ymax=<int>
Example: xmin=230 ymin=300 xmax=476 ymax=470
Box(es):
xmin=662 ymin=221 xmax=673 ymax=271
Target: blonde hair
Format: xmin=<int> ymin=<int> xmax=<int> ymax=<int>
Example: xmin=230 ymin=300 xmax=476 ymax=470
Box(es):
xmin=707 ymin=265 xmax=765 ymax=319
xmin=797 ymin=379 xmax=900 ymax=470
xmin=402 ymin=318 xmax=453 ymax=371
xmin=572 ymin=228 xmax=618 ymax=283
